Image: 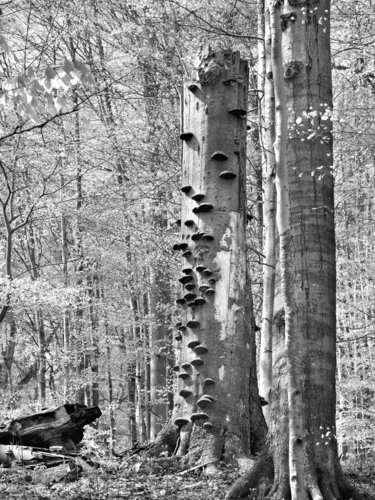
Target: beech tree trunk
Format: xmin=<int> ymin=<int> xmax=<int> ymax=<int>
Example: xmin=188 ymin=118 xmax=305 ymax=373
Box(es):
xmin=167 ymin=48 xmax=266 ymax=467
xmin=258 ymin=0 xmax=276 ymax=427
xmin=228 ymin=2 xmax=362 ymax=499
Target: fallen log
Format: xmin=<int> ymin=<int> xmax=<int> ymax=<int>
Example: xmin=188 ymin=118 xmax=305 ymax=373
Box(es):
xmin=0 ymin=403 xmax=101 ymax=450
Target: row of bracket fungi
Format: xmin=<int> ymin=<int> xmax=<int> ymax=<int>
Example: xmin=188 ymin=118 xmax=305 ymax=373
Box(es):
xmin=173 ymin=78 xmax=245 ymax=429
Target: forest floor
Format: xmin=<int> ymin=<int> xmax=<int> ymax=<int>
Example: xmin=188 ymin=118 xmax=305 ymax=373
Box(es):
xmin=0 ymin=454 xmax=374 ymax=499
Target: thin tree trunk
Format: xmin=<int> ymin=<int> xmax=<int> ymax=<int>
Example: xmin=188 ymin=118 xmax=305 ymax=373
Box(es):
xmin=258 ymin=0 xmax=276 ymax=426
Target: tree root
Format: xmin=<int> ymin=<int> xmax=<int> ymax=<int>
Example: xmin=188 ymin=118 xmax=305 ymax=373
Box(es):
xmin=225 ymin=454 xmax=274 ymax=499
xmin=225 ymin=455 xmax=366 ymax=500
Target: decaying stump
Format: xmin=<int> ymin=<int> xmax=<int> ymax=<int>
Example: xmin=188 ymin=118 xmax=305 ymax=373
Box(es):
xmin=0 ymin=403 xmax=101 ymax=450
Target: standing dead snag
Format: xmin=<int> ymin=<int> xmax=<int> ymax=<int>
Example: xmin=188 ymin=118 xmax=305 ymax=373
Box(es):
xmin=169 ymin=47 xmax=266 ymax=467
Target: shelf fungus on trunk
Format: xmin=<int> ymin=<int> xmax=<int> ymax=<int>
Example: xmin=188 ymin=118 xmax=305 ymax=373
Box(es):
xmin=180 ymin=185 xmax=193 ymax=194
xmin=192 ymin=203 xmax=214 ymax=214
xmin=187 ymin=339 xmax=200 ymax=349
xmin=191 ymin=231 xmax=205 ymax=241
xmin=187 ymin=81 xmax=199 ymax=92
xmin=191 ymin=193 xmax=205 ymax=202
xmin=184 ymin=292 xmax=197 ymax=302
xmin=190 ymin=358 xmax=204 ymax=367
xmin=219 ymin=170 xmax=237 ymax=180
xmin=174 ymin=332 xmax=183 ymax=341
xmin=186 ymin=320 xmax=200 ymax=328
xmin=197 ymin=395 xmax=215 ymax=407
xmin=192 ymin=297 xmax=205 ymax=306
xmin=194 ymin=344 xmax=208 ymax=355
xmin=202 ymin=378 xmax=215 ymax=387
xmin=182 ymin=267 xmax=194 ymax=275
xmin=190 ymin=412 xmax=209 ymax=422
xmin=195 ymin=265 xmax=206 ymax=273
xmin=182 ymin=250 xmax=192 ymax=259
xmin=179 ymin=132 xmax=194 ymax=141
xmin=184 ymin=283 xmax=196 ymax=291
xmin=210 ymin=151 xmax=229 ymax=161
xmin=174 ymin=417 xmax=190 ymax=428
xmin=179 ymin=275 xmax=194 ymax=285
xmin=227 ymin=107 xmax=247 ymax=118
xmin=179 ymin=389 xmax=193 ymax=399
xmin=181 ymin=362 xmax=192 ymax=370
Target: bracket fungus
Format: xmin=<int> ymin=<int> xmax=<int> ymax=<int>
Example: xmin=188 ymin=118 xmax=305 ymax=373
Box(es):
xmin=194 ymin=344 xmax=208 ymax=355
xmin=187 ymin=81 xmax=199 ymax=92
xmin=191 ymin=193 xmax=205 ymax=202
xmin=184 ymin=292 xmax=197 ymax=302
xmin=174 ymin=417 xmax=190 ymax=428
xmin=186 ymin=320 xmax=200 ymax=328
xmin=184 ymin=283 xmax=196 ymax=291
xmin=227 ymin=107 xmax=247 ymax=118
xmin=192 ymin=203 xmax=214 ymax=214
xmin=180 ymin=185 xmax=192 ymax=194
xmin=196 ymin=265 xmax=206 ymax=273
xmin=190 ymin=358 xmax=204 ymax=366
xmin=219 ymin=170 xmax=237 ymax=180
xmin=193 ymin=297 xmax=206 ymax=306
xmin=179 ymin=132 xmax=194 ymax=141
xmin=210 ymin=151 xmax=229 ymax=161
xmin=197 ymin=395 xmax=214 ymax=406
xmin=191 ymin=232 xmax=204 ymax=241
xmin=179 ymin=275 xmax=194 ymax=285
xmin=179 ymin=389 xmax=193 ymax=398
xmin=182 ymin=267 xmax=194 ymax=275
xmin=187 ymin=339 xmax=200 ymax=349
xmin=191 ymin=412 xmax=209 ymax=421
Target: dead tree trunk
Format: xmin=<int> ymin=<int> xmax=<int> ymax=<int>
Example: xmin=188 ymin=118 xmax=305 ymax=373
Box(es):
xmin=0 ymin=404 xmax=101 ymax=450
xmin=164 ymin=48 xmax=266 ymax=467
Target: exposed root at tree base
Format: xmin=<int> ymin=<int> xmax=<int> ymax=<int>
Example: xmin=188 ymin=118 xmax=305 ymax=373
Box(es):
xmin=224 ymin=454 xmax=274 ymax=499
xmin=225 ymin=455 xmax=365 ymax=500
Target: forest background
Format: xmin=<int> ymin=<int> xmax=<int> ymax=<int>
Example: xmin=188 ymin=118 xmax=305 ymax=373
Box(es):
xmin=0 ymin=0 xmax=374 ymax=495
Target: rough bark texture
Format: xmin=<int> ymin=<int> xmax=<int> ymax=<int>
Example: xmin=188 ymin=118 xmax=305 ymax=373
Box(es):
xmin=169 ymin=48 xmax=266 ymax=466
